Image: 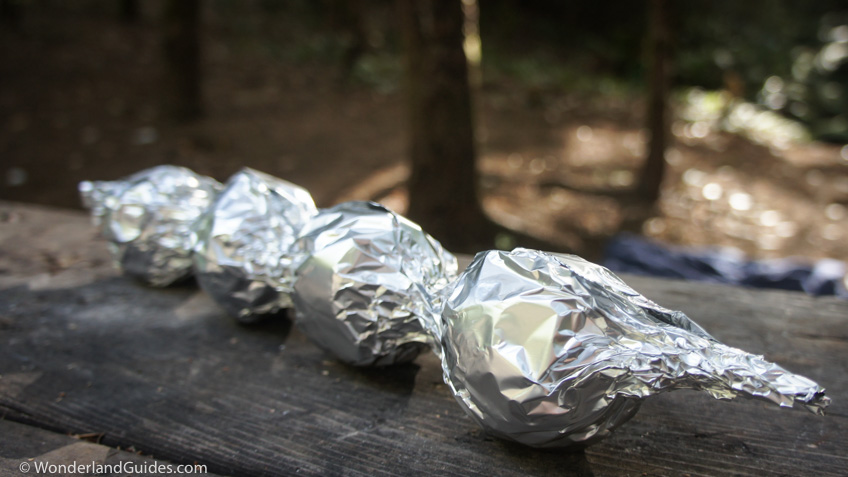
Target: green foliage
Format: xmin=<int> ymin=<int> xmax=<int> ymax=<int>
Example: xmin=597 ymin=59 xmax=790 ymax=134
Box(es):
xmin=350 ymin=52 xmax=402 ymax=93
xmin=675 ymin=1 xmax=842 ymax=94
xmin=478 ymin=0 xmax=646 ymax=89
xmin=481 ymin=49 xmax=636 ymax=98
xmin=759 ymin=12 xmax=848 ymax=142
xmin=286 ymin=34 xmax=347 ymax=64
xmin=200 ymin=0 xmax=848 ymax=140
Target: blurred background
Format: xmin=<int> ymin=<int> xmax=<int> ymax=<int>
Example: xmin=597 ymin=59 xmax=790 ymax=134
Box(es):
xmin=2 ymin=0 xmax=847 ymax=286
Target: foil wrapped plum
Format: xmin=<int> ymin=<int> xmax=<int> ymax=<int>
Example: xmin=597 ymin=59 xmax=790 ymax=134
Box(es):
xmin=292 ymin=201 xmax=458 ymax=366
xmin=439 ymin=248 xmax=830 ymax=447
xmin=193 ymin=168 xmax=318 ymax=322
xmin=79 ymin=165 xmax=221 ymax=286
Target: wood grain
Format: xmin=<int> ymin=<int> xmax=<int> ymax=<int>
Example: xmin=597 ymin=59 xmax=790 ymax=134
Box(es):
xmin=0 ymin=202 xmax=845 ymax=476
xmin=0 ymin=419 xmax=218 ymax=477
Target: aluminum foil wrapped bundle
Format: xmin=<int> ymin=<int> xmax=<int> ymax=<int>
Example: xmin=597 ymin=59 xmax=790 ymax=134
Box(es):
xmin=193 ymin=168 xmax=318 ymax=322
xmin=439 ymin=248 xmax=830 ymax=447
xmin=79 ymin=165 xmax=222 ymax=286
xmin=80 ymin=166 xmax=831 ymax=449
xmin=292 ymin=201 xmax=458 ymax=366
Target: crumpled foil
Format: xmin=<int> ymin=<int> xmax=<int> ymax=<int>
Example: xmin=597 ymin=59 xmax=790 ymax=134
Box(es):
xmin=80 ymin=165 xmax=832 ymax=449
xmin=292 ymin=201 xmax=458 ymax=366
xmin=79 ymin=165 xmax=221 ymax=286
xmin=193 ymin=168 xmax=318 ymax=322
xmin=439 ymin=248 xmax=830 ymax=448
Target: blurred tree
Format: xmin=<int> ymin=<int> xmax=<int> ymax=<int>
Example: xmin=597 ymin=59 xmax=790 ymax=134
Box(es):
xmin=399 ymin=0 xmax=495 ymax=252
xmin=120 ymin=0 xmax=139 ymax=24
xmin=0 ymin=0 xmax=22 ymax=30
xmin=637 ymin=0 xmax=671 ymax=203
xmin=162 ymin=0 xmax=202 ymax=121
xmin=772 ymin=12 xmax=848 ymax=143
xmin=327 ymin=0 xmax=367 ymax=84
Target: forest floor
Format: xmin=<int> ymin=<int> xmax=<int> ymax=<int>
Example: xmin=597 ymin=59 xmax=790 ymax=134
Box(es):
xmin=2 ymin=8 xmax=847 ymax=264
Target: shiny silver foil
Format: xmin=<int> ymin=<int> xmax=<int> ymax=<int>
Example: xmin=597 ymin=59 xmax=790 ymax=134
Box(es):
xmin=79 ymin=165 xmax=221 ymax=286
xmin=80 ymin=165 xmax=832 ymax=449
xmin=292 ymin=201 xmax=458 ymax=366
xmin=440 ymin=248 xmax=830 ymax=448
xmin=193 ymin=168 xmax=318 ymax=322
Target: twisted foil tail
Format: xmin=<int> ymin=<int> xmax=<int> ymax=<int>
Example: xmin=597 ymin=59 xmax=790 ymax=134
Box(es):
xmin=544 ymin=249 xmax=830 ymax=414
xmin=596 ymin=330 xmax=830 ymax=415
xmin=440 ymin=248 xmax=830 ymax=447
xmin=554 ymin=254 xmax=832 ymax=414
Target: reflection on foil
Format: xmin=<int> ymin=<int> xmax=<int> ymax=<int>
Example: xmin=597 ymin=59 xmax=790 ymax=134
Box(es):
xmin=292 ymin=201 xmax=458 ymax=366
xmin=79 ymin=165 xmax=221 ymax=286
xmin=440 ymin=248 xmax=830 ymax=447
xmin=193 ymin=168 xmax=318 ymax=322
xmin=79 ymin=166 xmax=831 ymax=449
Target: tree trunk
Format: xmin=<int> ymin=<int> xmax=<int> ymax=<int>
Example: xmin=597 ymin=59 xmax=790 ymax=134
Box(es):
xmin=399 ymin=0 xmax=493 ymax=252
xmin=162 ymin=0 xmax=201 ymax=121
xmin=327 ymin=0 xmax=367 ymax=84
xmin=0 ymin=0 xmax=22 ymax=30
xmin=120 ymin=0 xmax=139 ymax=24
xmin=637 ymin=0 xmax=671 ymax=203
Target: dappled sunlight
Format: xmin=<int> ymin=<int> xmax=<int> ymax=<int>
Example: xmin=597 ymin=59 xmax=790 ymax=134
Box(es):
xmin=565 ymin=125 xmax=646 ymax=170
xmin=3 ymin=1 xmax=847 ymax=269
xmin=479 ymin=123 xmax=646 ymax=194
xmin=472 ymin=93 xmax=848 ymax=262
xmin=679 ymin=88 xmax=811 ymax=150
xmin=299 ymin=84 xmax=848 ymax=262
xmin=656 ymin=164 xmax=833 ymax=256
xmin=482 ymin=184 xmax=623 ymax=253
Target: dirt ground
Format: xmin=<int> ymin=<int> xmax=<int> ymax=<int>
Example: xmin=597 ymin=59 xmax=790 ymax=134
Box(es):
xmin=2 ymin=9 xmax=847 ymax=264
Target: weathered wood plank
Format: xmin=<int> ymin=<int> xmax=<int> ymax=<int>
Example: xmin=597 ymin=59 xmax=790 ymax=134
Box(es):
xmin=0 ymin=202 xmax=845 ymax=476
xmin=0 ymin=419 xmax=218 ymax=477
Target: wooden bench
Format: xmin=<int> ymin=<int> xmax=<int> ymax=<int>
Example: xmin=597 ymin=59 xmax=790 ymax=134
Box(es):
xmin=1 ymin=202 xmax=845 ymax=476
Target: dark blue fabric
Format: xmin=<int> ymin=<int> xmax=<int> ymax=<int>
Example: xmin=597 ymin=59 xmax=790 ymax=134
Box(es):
xmin=603 ymin=234 xmax=847 ymax=298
